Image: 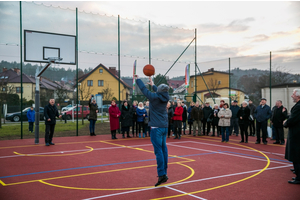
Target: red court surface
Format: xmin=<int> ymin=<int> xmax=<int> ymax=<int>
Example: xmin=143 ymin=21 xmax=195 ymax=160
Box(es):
xmin=0 ymin=134 xmax=299 ymax=200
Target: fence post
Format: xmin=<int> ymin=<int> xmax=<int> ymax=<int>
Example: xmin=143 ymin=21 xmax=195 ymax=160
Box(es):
xmin=194 ymin=28 xmax=197 ymax=103
xmin=270 ymin=51 xmax=272 ymax=106
xmin=20 ymin=1 xmax=23 ymax=139
xmin=229 ymin=58 xmax=231 ymax=103
xmin=76 ymin=7 xmax=79 ymax=136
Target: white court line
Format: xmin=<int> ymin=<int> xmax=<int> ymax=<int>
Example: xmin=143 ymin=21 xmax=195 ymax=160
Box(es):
xmin=165 ymin=186 xmax=207 ymax=200
xmin=0 ymin=141 xmax=189 ymax=159
xmin=187 ymin=140 xmax=285 ymax=157
xmin=82 ymin=164 xmax=291 ymax=200
xmin=168 ymin=143 xmax=287 ymax=165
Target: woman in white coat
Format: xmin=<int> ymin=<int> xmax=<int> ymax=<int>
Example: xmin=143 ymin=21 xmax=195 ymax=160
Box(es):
xmin=218 ymin=103 xmax=232 ymax=142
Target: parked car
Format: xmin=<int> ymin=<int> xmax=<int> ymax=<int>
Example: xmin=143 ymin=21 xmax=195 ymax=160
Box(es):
xmin=61 ymin=104 xmax=73 ymax=112
xmin=61 ymin=105 xmax=90 ymax=120
xmin=99 ymin=104 xmax=111 ymax=113
xmin=5 ymin=107 xmax=45 ymax=122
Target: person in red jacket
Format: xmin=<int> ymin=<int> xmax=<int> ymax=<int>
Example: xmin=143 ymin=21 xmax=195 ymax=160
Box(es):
xmin=108 ymin=100 xmax=121 ymax=139
xmin=173 ymin=101 xmax=184 ymax=139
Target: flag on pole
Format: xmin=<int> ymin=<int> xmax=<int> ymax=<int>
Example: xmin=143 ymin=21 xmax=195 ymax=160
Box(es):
xmin=185 ymin=64 xmax=190 ymax=94
xmin=132 ymin=60 xmax=137 ymax=95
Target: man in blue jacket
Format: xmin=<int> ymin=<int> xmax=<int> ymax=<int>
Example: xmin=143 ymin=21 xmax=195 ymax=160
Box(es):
xmin=26 ymin=106 xmax=35 ymax=133
xmin=254 ymin=98 xmax=272 ymax=145
xmin=136 ymin=76 xmax=170 ymax=187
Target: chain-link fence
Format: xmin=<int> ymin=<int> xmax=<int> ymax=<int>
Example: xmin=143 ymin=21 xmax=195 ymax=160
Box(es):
xmin=0 ymin=1 xmax=299 ymax=140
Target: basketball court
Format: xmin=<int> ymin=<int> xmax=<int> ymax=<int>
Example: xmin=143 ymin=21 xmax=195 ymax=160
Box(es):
xmin=0 ymin=134 xmax=298 ymax=200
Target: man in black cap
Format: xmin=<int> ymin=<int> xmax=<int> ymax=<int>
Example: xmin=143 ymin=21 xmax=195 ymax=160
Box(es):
xmin=253 ymin=98 xmax=272 ymax=144
xmin=230 ymin=100 xmax=240 ymax=136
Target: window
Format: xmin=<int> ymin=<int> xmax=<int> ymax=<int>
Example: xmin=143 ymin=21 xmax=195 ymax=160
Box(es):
xmin=87 ymin=80 xmax=93 ymax=86
xmin=16 ymin=87 xmax=21 ymax=93
xmin=99 ymin=69 xmax=103 ymax=74
xmin=218 ymin=80 xmax=221 ymax=85
xmin=191 ymin=81 xmax=194 ymax=88
xmin=83 ymin=107 xmax=88 ymax=111
xmin=2 ymin=87 xmax=6 ymax=92
xmin=98 ymin=80 xmax=104 ymax=86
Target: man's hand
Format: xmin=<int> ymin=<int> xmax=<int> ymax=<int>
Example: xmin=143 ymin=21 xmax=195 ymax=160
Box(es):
xmin=283 ymin=120 xmax=287 ymax=125
xmin=134 ymin=75 xmax=139 ymax=80
xmin=117 ymin=114 xmax=119 ymax=117
xmin=147 ymin=77 xmax=153 ymax=86
xmin=59 ymin=115 xmax=62 ymax=118
xmin=240 ymin=117 xmax=242 ymax=119
xmin=47 ymin=118 xmax=51 ymax=121
xmin=282 ymin=107 xmax=286 ymax=112
xmin=96 ymin=110 xmax=98 ymax=113
xmin=143 ymin=114 xmax=145 ymax=117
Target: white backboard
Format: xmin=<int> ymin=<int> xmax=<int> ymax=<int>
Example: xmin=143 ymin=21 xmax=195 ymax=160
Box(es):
xmin=24 ymin=30 xmax=76 ymax=65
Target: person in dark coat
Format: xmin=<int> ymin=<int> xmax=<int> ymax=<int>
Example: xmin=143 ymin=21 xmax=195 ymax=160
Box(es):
xmin=283 ymin=89 xmax=300 ymax=184
xmin=136 ymin=102 xmax=147 ymax=138
xmin=202 ymin=102 xmax=213 ymax=136
xmin=131 ymin=101 xmax=138 ymax=137
xmin=271 ymin=100 xmax=287 ymax=145
xmin=26 ymin=106 xmax=35 ymax=133
xmin=88 ymin=96 xmax=98 ymax=136
xmin=167 ymin=101 xmax=174 ymax=138
xmin=211 ymin=104 xmax=220 ymax=137
xmin=187 ymin=102 xmax=195 ymax=135
xmin=230 ymin=100 xmax=240 ymax=136
xmin=181 ymin=102 xmax=188 ymax=135
xmin=248 ymin=100 xmax=256 ymax=136
xmin=254 ymin=98 xmax=272 ymax=145
xmin=109 ymin=100 xmax=121 ymax=139
xmin=44 ymin=99 xmax=62 ymax=146
xmin=191 ymin=101 xmax=203 ymax=136
xmin=237 ymin=101 xmax=250 ymax=143
xmin=120 ymin=100 xmax=132 ymax=138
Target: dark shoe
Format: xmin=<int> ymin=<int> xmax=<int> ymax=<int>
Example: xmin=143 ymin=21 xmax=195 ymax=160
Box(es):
xmin=155 ymin=175 xmax=168 ymax=187
xmin=292 ymin=177 xmax=295 ymax=180
xmin=168 ymin=136 xmax=170 ymax=138
xmin=90 ymin=132 xmax=93 ymax=136
xmin=174 ymin=137 xmax=178 ymax=139
xmin=127 ymin=135 xmax=131 ymax=138
xmin=293 ymin=171 xmax=296 ymax=174
xmin=290 ymin=168 xmax=295 ymax=172
xmin=122 ymin=135 xmax=125 ymax=138
xmin=239 ymin=141 xmax=244 ymax=143
xmin=273 ymin=141 xmax=280 ymax=144
xmin=288 ymin=180 xmax=300 ymax=184
xmin=280 ymin=142 xmax=285 ymax=145
xmin=245 ymin=141 xmax=248 ymax=143
xmin=255 ymin=141 xmax=260 ymax=144
xmin=263 ymin=142 xmax=267 ymax=145
xmin=45 ymin=143 xmax=50 ymax=146
xmin=178 ymin=136 xmax=181 ymax=139
xmin=49 ymin=142 xmax=55 ymax=145
xmin=211 ymin=135 xmax=215 ymax=137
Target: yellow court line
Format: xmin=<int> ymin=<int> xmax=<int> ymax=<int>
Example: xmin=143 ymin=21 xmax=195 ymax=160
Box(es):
xmin=38 ymin=162 xmax=195 ymax=191
xmin=152 ymin=139 xmax=271 ymax=200
xmin=100 ymin=141 xmax=195 ymax=162
xmin=0 ymin=179 xmax=6 ymax=186
xmin=184 ymin=135 xmax=286 ymax=147
xmin=2 ymin=160 xmax=193 ymax=187
xmin=13 ymin=146 xmax=93 ymax=157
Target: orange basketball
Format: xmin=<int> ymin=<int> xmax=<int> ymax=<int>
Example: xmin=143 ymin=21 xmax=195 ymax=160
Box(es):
xmin=143 ymin=64 xmax=155 ymax=76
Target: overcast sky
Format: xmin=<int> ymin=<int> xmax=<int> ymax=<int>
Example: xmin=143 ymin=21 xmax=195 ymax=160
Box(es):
xmin=0 ymin=1 xmax=299 ymax=77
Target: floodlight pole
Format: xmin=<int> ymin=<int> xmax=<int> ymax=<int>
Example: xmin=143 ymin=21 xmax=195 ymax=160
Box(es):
xmin=34 ymin=59 xmax=58 ymax=144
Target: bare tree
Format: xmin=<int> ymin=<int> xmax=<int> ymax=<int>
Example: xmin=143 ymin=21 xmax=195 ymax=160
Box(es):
xmin=102 ymin=82 xmax=114 ymax=101
xmin=207 ymin=78 xmax=221 ymax=98
xmin=78 ymin=82 xmax=94 ymax=125
xmin=55 ymin=85 xmax=70 ymax=103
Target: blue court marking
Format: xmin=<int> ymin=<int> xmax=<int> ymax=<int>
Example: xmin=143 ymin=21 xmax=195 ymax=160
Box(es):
xmin=0 ymin=152 xmax=218 ymax=179
xmin=220 ymin=150 xmax=291 ymax=163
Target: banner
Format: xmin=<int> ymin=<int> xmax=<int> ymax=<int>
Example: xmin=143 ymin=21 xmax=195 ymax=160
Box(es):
xmin=185 ymin=64 xmax=190 ymax=94
xmin=132 ymin=60 xmax=137 ymax=95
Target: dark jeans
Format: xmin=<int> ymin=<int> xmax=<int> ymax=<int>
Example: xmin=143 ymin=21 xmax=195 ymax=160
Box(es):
xmin=136 ymin=122 xmax=144 ymax=134
xmin=144 ymin=124 xmax=150 ymax=136
xmin=168 ymin=120 xmax=172 ymax=137
xmin=221 ymin=126 xmax=230 ymax=142
xmin=89 ymin=119 xmax=96 ymax=133
xmin=188 ymin=123 xmax=193 ymax=135
xmin=45 ymin=124 xmax=55 ymax=144
xmin=249 ymin=120 xmax=255 ymax=135
xmin=150 ymin=128 xmax=168 ymax=177
xmin=28 ymin=122 xmax=34 ymax=132
xmin=293 ymin=162 xmax=300 ymax=181
xmin=274 ymin=126 xmax=284 ymax=143
xmin=212 ymin=124 xmax=220 ymax=136
xmin=239 ymin=123 xmax=249 ymax=142
xmin=256 ymin=120 xmax=268 ymax=143
xmin=182 ymin=121 xmax=186 ymax=134
xmin=122 ymin=126 xmax=130 ymax=136
xmin=230 ymin=118 xmax=239 ymax=135
xmin=132 ymin=120 xmax=138 ymax=136
xmin=203 ymin=119 xmax=211 ymax=135
xmin=173 ymin=120 xmax=182 ymax=138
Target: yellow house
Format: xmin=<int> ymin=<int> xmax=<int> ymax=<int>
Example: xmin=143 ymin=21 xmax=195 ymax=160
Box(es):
xmin=78 ymin=64 xmax=131 ymax=101
xmin=187 ymin=68 xmax=245 ymax=104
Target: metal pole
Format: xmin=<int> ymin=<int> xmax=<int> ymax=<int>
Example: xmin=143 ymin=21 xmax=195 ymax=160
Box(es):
xmin=19 ymin=1 xmax=23 ymax=139
xmin=76 ymin=8 xmax=78 ymax=136
xmin=229 ymin=58 xmax=231 ymax=103
xmin=34 ymin=68 xmax=40 ymax=144
xmin=118 ymin=15 xmax=121 ymax=133
xmin=270 ymin=51 xmax=272 ymax=105
xmin=194 ymin=28 xmax=197 ymax=102
xmin=149 ymin=20 xmax=151 ymax=92
xmin=195 ymin=63 xmax=215 ymax=104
